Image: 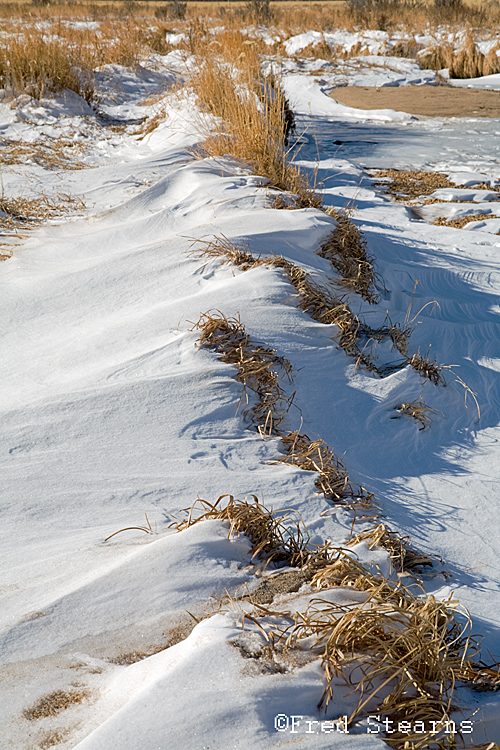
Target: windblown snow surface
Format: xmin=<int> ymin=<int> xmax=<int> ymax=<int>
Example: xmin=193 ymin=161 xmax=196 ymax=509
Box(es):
xmin=2 ymin=48 xmax=500 ymax=749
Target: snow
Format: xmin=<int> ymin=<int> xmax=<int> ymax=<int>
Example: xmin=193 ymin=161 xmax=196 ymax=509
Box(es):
xmin=2 ymin=28 xmax=500 ymax=750
xmin=448 ymin=72 xmax=500 ymax=89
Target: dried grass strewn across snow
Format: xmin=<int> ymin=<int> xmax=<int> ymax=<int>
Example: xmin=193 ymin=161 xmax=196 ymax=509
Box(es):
xmin=176 ymin=494 xmax=500 ymax=749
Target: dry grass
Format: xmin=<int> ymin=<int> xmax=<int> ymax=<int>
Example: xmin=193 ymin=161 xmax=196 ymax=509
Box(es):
xmin=372 ymin=169 xmax=499 ymax=203
xmin=193 ymin=236 xmax=410 ymax=375
xmin=345 ymin=523 xmax=446 ymax=574
xmin=372 ymin=169 xmax=455 ymax=201
xmin=321 ymin=207 xmax=378 ymax=302
xmin=104 ymin=513 xmax=154 ymax=542
xmin=272 ymin=430 xmax=374 ymax=508
xmin=0 ymin=28 xmax=96 ymax=103
xmin=23 ymin=689 xmax=90 ymax=720
xmin=188 ymin=31 xmax=321 ymax=208
xmin=420 ymin=35 xmax=500 ymax=79
xmin=0 ymin=246 xmax=14 ymax=261
xmin=0 ymin=192 xmax=86 ymax=261
xmin=0 ymin=194 xmax=55 ymax=229
xmin=283 ymin=584 xmax=476 ymax=743
xmin=174 ymin=492 xmax=499 ymax=748
xmin=193 ymin=311 xmax=293 ymax=436
xmin=406 ymin=350 xmax=444 ymax=385
xmin=0 ymin=192 xmax=85 ymax=232
xmin=435 ymin=213 xmax=495 ymax=229
xmin=193 ymin=310 xmax=374 ymax=508
xmin=39 ymin=730 xmax=70 ymax=749
xmin=174 ymin=493 xmax=313 ymax=568
xmin=393 ymin=397 xmax=442 ymax=430
xmin=0 ymin=136 xmax=86 ymax=170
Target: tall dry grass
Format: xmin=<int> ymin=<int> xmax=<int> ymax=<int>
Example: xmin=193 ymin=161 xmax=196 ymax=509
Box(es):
xmin=188 ymin=30 xmax=320 ymax=206
xmin=0 ymin=17 xmax=149 ymax=102
xmin=0 ymin=28 xmax=96 ymax=102
xmin=1 ymin=1 xmax=500 ymax=106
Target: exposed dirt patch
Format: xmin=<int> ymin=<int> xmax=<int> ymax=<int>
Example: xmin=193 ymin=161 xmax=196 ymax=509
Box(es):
xmin=109 ymin=622 xmax=196 ymax=665
xmin=244 ymin=569 xmax=310 ymax=604
xmin=330 ymin=84 xmax=500 ymax=118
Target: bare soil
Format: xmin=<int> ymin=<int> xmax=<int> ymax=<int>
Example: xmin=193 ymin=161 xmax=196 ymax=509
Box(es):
xmin=329 ymin=84 xmax=500 ymax=118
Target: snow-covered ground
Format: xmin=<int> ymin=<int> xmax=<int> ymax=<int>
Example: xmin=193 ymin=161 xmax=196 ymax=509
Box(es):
xmin=2 ymin=42 xmax=500 ymax=749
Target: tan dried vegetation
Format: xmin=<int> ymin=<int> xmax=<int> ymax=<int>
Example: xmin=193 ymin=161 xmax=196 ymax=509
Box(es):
xmin=434 ymin=212 xmax=496 ymax=228
xmin=23 ymin=688 xmax=90 ymax=720
xmin=0 ymin=135 xmax=86 ymax=170
xmin=193 ymin=310 xmax=373 ymax=507
xmin=419 ymin=34 xmax=500 ymax=79
xmin=188 ymin=29 xmax=320 ymax=208
xmin=346 ymin=522 xmax=445 ymax=573
xmin=0 ymin=192 xmax=83 ymax=227
xmin=322 ymin=207 xmax=378 ymax=302
xmin=394 ymin=396 xmax=442 ymax=430
xmin=372 ymin=169 xmax=499 ymax=202
xmin=194 ymin=237 xmax=444 ymax=386
xmin=174 ymin=493 xmax=500 ymax=749
xmin=193 ymin=310 xmax=293 ymax=437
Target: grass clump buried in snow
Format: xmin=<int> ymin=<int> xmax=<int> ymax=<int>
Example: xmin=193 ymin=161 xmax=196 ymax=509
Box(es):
xmin=435 ymin=213 xmax=496 ymax=229
xmin=0 ymin=192 xmax=85 ymax=234
xmin=346 ymin=522 xmax=446 ymax=575
xmin=175 ymin=493 xmax=312 ymax=569
xmin=193 ymin=310 xmax=293 ymax=437
xmin=372 ymin=169 xmax=499 ymax=202
xmin=393 ymin=397 xmax=443 ymax=430
xmin=272 ymin=430 xmax=374 ymax=509
xmin=23 ymin=689 xmax=90 ymax=720
xmin=321 ymin=207 xmax=379 ymax=303
xmin=193 ymin=236 xmax=417 ymax=381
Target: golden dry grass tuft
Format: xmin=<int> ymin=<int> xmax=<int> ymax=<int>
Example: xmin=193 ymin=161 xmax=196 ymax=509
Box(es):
xmin=412 ymin=36 xmax=500 ymax=79
xmin=321 ymin=207 xmax=378 ymax=302
xmin=193 ymin=309 xmax=374 ymax=508
xmin=0 ymin=28 xmax=96 ymax=103
xmin=39 ymin=729 xmax=70 ymax=749
xmin=435 ymin=213 xmax=495 ymax=229
xmin=283 ymin=584 xmax=476 ymax=740
xmin=0 ymin=192 xmax=85 ymax=233
xmin=406 ymin=350 xmax=445 ymax=386
xmin=188 ymin=32 xmax=321 ymax=208
xmin=0 ymin=135 xmax=86 ymax=170
xmin=193 ymin=236 xmax=412 ymax=376
xmin=373 ymin=169 xmax=499 ymax=202
xmin=450 ymin=35 xmax=500 ymax=79
xmin=194 ymin=238 xmax=382 ymax=371
xmin=393 ymin=397 xmax=442 ymax=430
xmin=174 ymin=493 xmax=313 ymax=568
xmin=272 ymin=430 xmax=374 ymax=508
xmin=345 ymin=522 xmax=445 ymax=574
xmin=372 ymin=169 xmax=455 ymax=201
xmin=193 ymin=310 xmax=293 ymax=436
